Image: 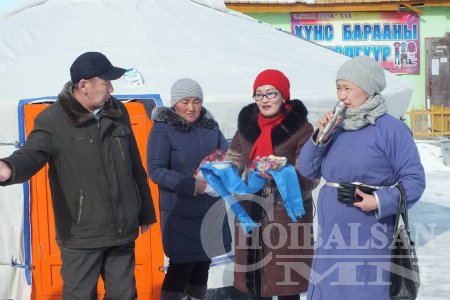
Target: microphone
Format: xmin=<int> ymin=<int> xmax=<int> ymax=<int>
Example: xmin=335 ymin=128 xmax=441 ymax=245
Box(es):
xmin=317 ymin=101 xmax=346 ymax=144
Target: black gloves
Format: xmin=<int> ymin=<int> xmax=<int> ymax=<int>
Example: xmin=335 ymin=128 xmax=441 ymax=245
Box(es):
xmin=337 ymin=183 xmax=377 ymax=203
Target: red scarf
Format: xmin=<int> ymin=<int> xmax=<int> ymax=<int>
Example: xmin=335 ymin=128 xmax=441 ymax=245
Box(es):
xmin=249 ymin=112 xmax=286 ymax=164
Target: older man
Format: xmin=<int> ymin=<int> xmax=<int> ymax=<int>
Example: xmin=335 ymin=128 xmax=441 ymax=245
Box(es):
xmin=0 ymin=52 xmax=156 ymax=300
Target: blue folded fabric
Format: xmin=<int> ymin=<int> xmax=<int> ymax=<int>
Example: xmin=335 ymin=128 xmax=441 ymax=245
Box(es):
xmin=200 ymin=165 xmax=259 ymax=233
xmin=223 ymin=195 xmax=259 ymax=234
xmin=200 ymin=163 xmax=305 ymax=229
xmin=268 ymin=166 xmax=305 ymax=221
xmin=201 ymin=164 xmax=267 ymax=195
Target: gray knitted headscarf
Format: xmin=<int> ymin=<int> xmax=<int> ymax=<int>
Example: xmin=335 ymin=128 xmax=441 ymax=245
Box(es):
xmin=336 ymin=56 xmax=388 ymax=131
xmin=170 ymin=78 xmax=203 ymax=107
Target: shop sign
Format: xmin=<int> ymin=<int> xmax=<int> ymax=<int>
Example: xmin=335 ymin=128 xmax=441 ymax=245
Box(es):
xmin=291 ymin=12 xmax=420 ymax=74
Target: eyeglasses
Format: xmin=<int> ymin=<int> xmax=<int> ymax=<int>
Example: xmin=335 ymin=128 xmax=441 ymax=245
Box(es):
xmin=253 ymin=91 xmax=279 ymax=101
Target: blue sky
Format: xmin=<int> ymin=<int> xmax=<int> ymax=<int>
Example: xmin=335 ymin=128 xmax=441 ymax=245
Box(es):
xmin=0 ymin=0 xmax=26 ymax=13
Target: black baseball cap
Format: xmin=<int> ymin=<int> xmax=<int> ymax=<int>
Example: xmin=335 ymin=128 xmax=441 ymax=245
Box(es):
xmin=70 ymin=52 xmax=127 ymax=83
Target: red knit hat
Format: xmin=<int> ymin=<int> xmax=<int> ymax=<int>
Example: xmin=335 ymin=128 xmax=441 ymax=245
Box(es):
xmin=253 ymin=69 xmax=290 ymax=101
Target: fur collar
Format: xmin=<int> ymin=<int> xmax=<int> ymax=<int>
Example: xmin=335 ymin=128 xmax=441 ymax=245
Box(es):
xmin=151 ymin=106 xmax=218 ymax=132
xmin=58 ymin=81 xmax=122 ymax=126
xmin=238 ymin=99 xmax=308 ymax=146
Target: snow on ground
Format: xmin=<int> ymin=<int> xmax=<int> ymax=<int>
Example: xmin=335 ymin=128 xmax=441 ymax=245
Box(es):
xmin=412 ymin=140 xmax=450 ymax=300
xmin=207 ymin=140 xmax=450 ymax=299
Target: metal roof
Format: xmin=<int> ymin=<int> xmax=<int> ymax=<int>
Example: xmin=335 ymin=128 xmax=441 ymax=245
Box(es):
xmin=224 ymin=0 xmax=411 ymax=3
xmin=224 ymin=0 xmax=297 ymax=3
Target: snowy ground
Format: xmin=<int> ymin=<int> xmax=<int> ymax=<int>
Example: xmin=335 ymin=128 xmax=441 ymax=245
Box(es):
xmin=412 ymin=140 xmax=450 ymax=300
xmin=207 ymin=140 xmax=450 ymax=299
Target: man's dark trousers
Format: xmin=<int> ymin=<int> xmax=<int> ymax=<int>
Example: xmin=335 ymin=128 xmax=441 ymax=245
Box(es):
xmin=60 ymin=241 xmax=137 ymax=300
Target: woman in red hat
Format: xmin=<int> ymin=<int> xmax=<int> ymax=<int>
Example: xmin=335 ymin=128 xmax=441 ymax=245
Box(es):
xmin=225 ymin=69 xmax=317 ymax=299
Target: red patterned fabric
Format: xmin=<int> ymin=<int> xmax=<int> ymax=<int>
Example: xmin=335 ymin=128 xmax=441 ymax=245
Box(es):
xmin=193 ymin=149 xmax=226 ymax=178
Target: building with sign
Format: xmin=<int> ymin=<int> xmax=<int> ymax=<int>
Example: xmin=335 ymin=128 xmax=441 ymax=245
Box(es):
xmin=226 ymin=0 xmax=450 ymax=135
xmin=290 ymin=11 xmax=420 ymax=74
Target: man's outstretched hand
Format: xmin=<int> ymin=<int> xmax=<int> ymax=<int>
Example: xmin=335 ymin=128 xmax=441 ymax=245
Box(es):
xmin=0 ymin=161 xmax=12 ymax=182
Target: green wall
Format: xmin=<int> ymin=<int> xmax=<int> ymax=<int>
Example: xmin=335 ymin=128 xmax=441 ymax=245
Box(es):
xmin=248 ymin=13 xmax=291 ymax=31
xmin=248 ymin=7 xmax=450 ymax=113
xmin=402 ymin=7 xmax=450 ymax=111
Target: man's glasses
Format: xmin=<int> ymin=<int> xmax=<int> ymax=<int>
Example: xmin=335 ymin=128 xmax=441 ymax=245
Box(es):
xmin=253 ymin=91 xmax=278 ymax=101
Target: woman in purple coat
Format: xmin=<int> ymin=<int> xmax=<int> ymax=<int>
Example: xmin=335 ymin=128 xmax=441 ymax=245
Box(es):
xmin=298 ymin=56 xmax=425 ymax=300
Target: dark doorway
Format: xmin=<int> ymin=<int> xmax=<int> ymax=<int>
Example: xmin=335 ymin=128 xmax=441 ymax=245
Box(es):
xmin=426 ymin=33 xmax=450 ymax=108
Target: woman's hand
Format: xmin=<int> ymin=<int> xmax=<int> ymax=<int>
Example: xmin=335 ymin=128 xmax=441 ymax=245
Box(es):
xmin=195 ymin=179 xmax=208 ymax=194
xmin=353 ymin=188 xmax=378 ymax=212
xmin=258 ymin=171 xmax=272 ymax=180
xmin=315 ymin=111 xmax=342 ymax=144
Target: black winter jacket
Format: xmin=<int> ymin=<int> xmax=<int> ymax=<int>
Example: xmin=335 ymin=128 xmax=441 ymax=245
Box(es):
xmin=1 ymin=82 xmax=156 ymax=248
xmin=147 ymin=106 xmax=231 ymax=263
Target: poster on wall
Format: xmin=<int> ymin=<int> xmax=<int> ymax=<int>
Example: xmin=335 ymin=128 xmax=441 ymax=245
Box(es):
xmin=291 ymin=12 xmax=420 ymax=74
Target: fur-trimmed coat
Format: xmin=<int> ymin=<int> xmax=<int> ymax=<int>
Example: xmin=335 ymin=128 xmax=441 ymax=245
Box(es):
xmin=225 ymin=99 xmax=316 ymax=297
xmin=147 ymin=106 xmax=232 ymax=263
xmin=1 ymin=82 xmax=156 ymax=248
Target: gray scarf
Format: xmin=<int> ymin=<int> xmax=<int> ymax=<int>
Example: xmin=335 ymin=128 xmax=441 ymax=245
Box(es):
xmin=341 ymin=94 xmax=388 ymax=131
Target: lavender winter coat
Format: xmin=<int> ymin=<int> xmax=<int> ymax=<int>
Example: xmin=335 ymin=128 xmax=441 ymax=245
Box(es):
xmin=298 ymin=113 xmax=425 ymax=300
